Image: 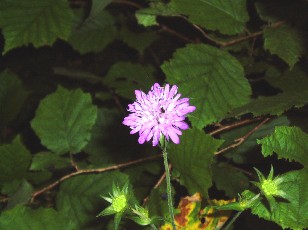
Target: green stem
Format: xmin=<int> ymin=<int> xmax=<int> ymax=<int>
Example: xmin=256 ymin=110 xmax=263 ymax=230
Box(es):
xmin=162 ymin=145 xmax=176 ymax=230
xmin=223 ymin=211 xmax=242 ymax=230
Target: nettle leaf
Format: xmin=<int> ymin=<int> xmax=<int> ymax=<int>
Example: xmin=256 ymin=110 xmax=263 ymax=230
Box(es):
xmin=56 ymin=172 xmax=129 ymax=229
xmin=68 ymin=10 xmax=116 ymax=54
xmin=30 ymin=152 xmax=71 ymax=171
xmin=0 ymin=0 xmax=74 ymax=54
xmin=168 ymin=129 xmax=224 ymax=197
xmin=231 ymin=68 xmax=308 ymax=117
xmin=257 ymin=126 xmax=308 ymax=167
xmin=264 ymin=25 xmax=305 ymax=68
xmin=168 ymin=0 xmax=249 ymax=35
xmin=212 ymin=163 xmax=249 ymax=197
xmin=103 ymin=62 xmax=156 ymax=100
xmin=162 ymin=44 xmax=251 ymax=129
xmin=249 ymin=169 xmax=308 ymax=229
xmin=221 ymin=116 xmax=289 ymax=164
xmin=0 ymin=136 xmax=32 ymax=185
xmin=31 ymin=86 xmax=97 ymax=155
xmin=0 ymin=205 xmax=74 ymax=230
xmin=0 ymin=70 xmax=29 ymax=128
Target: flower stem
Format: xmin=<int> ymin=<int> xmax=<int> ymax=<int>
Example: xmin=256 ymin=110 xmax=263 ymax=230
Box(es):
xmin=223 ymin=211 xmax=242 ymax=230
xmin=162 ymin=145 xmax=176 ymax=230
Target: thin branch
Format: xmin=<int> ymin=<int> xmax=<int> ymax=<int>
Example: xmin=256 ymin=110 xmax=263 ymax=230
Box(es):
xmin=209 ymin=117 xmax=263 ymax=136
xmin=160 ymin=25 xmax=195 ymax=43
xmin=0 ymin=196 xmax=8 ymax=203
xmin=31 ymin=154 xmax=162 ymax=201
xmin=214 ymin=117 xmax=270 ymax=155
xmin=143 ymin=164 xmax=172 ymax=205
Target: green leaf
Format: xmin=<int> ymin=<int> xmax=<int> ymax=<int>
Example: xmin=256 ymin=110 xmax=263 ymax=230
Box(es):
xmin=147 ymin=182 xmax=170 ymax=220
xmin=168 ymin=129 xmax=224 ymax=197
xmin=221 ymin=116 xmax=289 ymax=164
xmin=264 ymin=25 xmax=305 ymax=68
xmin=0 ymin=137 xmax=32 ymax=185
xmin=6 ymin=180 xmax=33 ymax=209
xmin=0 ymin=0 xmax=74 ymax=54
xmin=168 ymin=0 xmax=249 ymax=35
xmin=68 ymin=10 xmax=116 ymax=54
xmin=0 ymin=70 xmax=29 ymax=128
xmin=249 ymin=169 xmax=308 ymax=229
xmin=0 ymin=205 xmax=75 ymax=230
xmin=103 ymin=62 xmax=156 ymax=100
xmin=30 ymin=152 xmax=71 ymax=170
xmin=257 ymin=126 xmax=308 ymax=168
xmin=231 ymin=68 xmax=308 ymax=117
xmin=31 ymin=86 xmax=97 ymax=155
xmin=162 ymin=44 xmax=251 ymax=129
xmin=212 ymin=163 xmax=249 ymax=197
xmin=89 ymin=0 xmax=113 ymax=19
xmin=56 ymin=172 xmax=129 ymax=229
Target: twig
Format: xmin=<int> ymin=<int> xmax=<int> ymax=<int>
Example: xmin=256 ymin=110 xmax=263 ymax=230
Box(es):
xmin=112 ymin=92 xmax=126 ymax=115
xmin=160 ymin=25 xmax=195 ymax=43
xmin=143 ymin=164 xmax=172 ymax=205
xmin=31 ymin=154 xmax=162 ymax=201
xmin=209 ymin=117 xmax=263 ymax=136
xmin=214 ymin=117 xmax=270 ymax=155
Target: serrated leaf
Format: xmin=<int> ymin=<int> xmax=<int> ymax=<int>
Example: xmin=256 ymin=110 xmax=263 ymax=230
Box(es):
xmin=6 ymin=180 xmax=33 ymax=209
xmin=0 ymin=137 xmax=31 ymax=185
xmin=31 ymin=86 xmax=97 ymax=154
xmin=168 ymin=129 xmax=224 ymax=197
xmin=168 ymin=0 xmax=249 ymax=35
xmin=0 ymin=205 xmax=75 ymax=230
xmin=0 ymin=0 xmax=74 ymax=54
xmin=103 ymin=62 xmax=156 ymax=100
xmin=68 ymin=10 xmax=116 ymax=54
xmin=0 ymin=70 xmax=29 ymax=128
xmin=212 ymin=163 xmax=249 ymax=197
xmin=257 ymin=126 xmax=308 ymax=167
xmin=30 ymin=152 xmax=70 ymax=170
xmin=56 ymin=172 xmax=129 ymax=229
xmin=231 ymin=68 xmax=308 ymax=117
xmin=89 ymin=0 xmax=112 ymax=19
xmin=249 ymin=169 xmax=308 ymax=229
xmin=264 ymin=25 xmax=305 ymax=68
xmin=162 ymin=44 xmax=251 ymax=129
xmin=221 ymin=116 xmax=289 ymax=164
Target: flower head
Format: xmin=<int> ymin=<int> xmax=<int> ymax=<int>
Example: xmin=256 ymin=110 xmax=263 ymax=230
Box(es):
xmin=123 ymin=83 xmax=196 ymax=146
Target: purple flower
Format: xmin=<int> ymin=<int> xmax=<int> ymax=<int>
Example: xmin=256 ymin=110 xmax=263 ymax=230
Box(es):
xmin=123 ymin=83 xmax=196 ymax=146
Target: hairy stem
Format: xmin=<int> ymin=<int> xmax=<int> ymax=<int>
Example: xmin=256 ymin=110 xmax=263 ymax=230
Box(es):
xmin=163 ymin=145 xmax=176 ymax=230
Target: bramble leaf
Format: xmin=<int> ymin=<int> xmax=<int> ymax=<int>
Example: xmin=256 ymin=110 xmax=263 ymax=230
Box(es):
xmin=0 ymin=137 xmax=31 ymax=185
xmin=168 ymin=129 xmax=224 ymax=197
xmin=257 ymin=126 xmax=308 ymax=167
xmin=31 ymin=86 xmax=97 ymax=154
xmin=0 ymin=0 xmax=74 ymax=54
xmin=0 ymin=205 xmax=75 ymax=230
xmin=30 ymin=152 xmax=70 ymax=170
xmin=162 ymin=44 xmax=251 ymax=129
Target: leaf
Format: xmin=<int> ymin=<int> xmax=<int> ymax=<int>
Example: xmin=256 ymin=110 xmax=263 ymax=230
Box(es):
xmin=31 ymin=86 xmax=97 ymax=155
xmin=257 ymin=126 xmax=308 ymax=168
xmin=89 ymin=0 xmax=113 ymax=19
xmin=161 ymin=44 xmax=251 ymax=129
xmin=221 ymin=116 xmax=289 ymax=164
xmin=168 ymin=0 xmax=249 ymax=35
xmin=0 ymin=70 xmax=29 ymax=128
xmin=56 ymin=172 xmax=129 ymax=229
xmin=0 ymin=137 xmax=32 ymax=185
xmin=168 ymin=129 xmax=224 ymax=197
xmin=103 ymin=62 xmax=156 ymax=100
xmin=0 ymin=0 xmax=74 ymax=54
xmin=249 ymin=169 xmax=308 ymax=229
xmin=68 ymin=10 xmax=116 ymax=54
xmin=212 ymin=163 xmax=249 ymax=197
xmin=30 ymin=152 xmax=71 ymax=170
xmin=0 ymin=205 xmax=75 ymax=230
xmin=231 ymin=68 xmax=308 ymax=117
xmin=6 ymin=180 xmax=33 ymax=209
xmin=264 ymin=25 xmax=305 ymax=68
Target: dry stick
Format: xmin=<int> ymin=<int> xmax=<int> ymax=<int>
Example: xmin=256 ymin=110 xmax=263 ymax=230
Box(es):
xmin=209 ymin=117 xmax=263 ymax=136
xmin=214 ymin=117 xmax=271 ymax=155
xmin=31 ymin=154 xmax=162 ymax=201
xmin=143 ymin=164 xmax=172 ymax=205
xmin=0 ymin=196 xmax=8 ymax=203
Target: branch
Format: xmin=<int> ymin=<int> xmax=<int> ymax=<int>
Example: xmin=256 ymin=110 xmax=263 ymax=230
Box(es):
xmin=31 ymin=154 xmax=162 ymax=201
xmin=209 ymin=117 xmax=263 ymax=136
xmin=214 ymin=117 xmax=270 ymax=155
